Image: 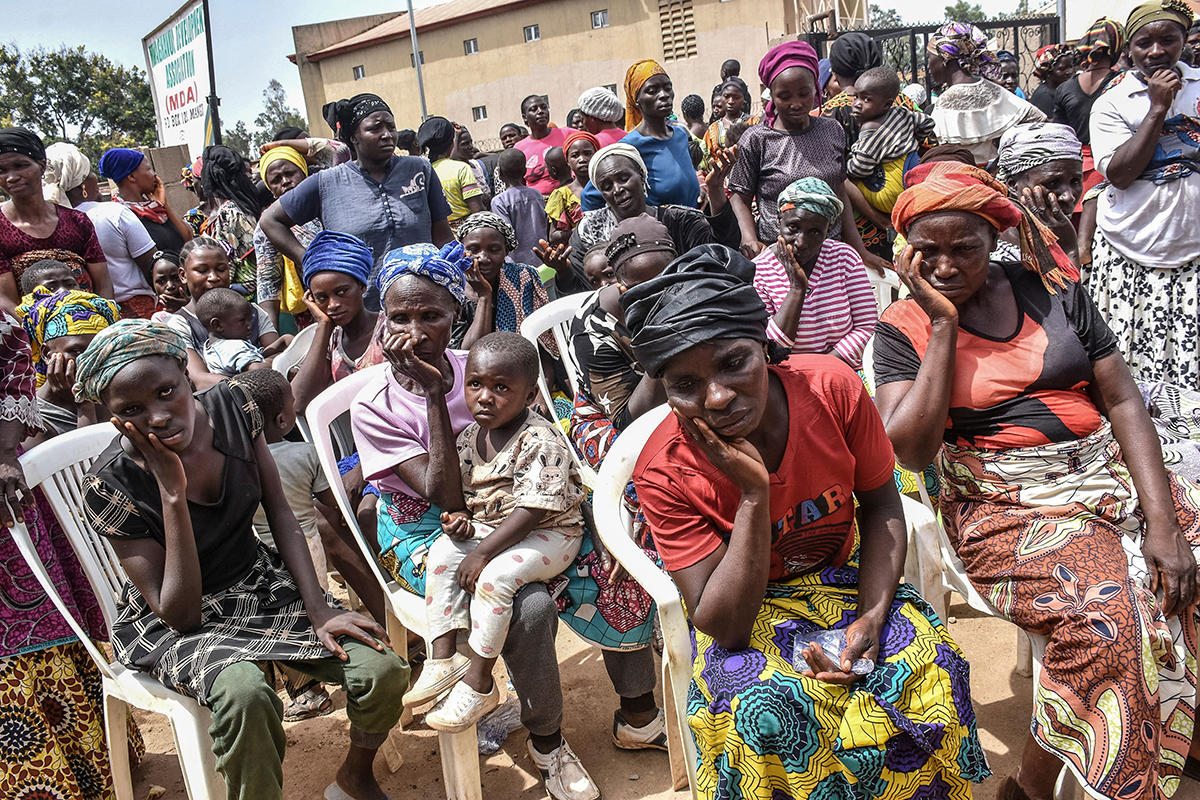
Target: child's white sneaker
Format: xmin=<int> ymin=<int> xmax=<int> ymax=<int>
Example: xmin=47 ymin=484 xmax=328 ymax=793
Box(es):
xmin=425 ymin=679 xmax=500 ymax=733
xmin=402 ymin=653 xmax=469 ymax=709
xmin=526 ymin=737 xmax=601 ymax=800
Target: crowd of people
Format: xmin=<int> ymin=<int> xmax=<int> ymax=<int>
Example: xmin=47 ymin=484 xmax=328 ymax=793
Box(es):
xmin=2 ymin=1 xmax=1200 ymax=798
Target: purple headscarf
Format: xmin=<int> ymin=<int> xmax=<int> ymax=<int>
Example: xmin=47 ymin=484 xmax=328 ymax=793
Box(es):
xmin=758 ymin=41 xmax=821 ymax=126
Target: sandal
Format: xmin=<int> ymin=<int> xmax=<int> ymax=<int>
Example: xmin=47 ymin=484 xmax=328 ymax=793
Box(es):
xmin=283 ymin=685 xmax=333 ymax=721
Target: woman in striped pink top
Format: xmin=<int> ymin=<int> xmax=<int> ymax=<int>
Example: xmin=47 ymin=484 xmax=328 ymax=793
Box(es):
xmin=752 ymin=178 xmax=878 ymax=368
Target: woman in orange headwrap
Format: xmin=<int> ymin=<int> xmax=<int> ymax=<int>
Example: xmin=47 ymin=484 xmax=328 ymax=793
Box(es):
xmin=873 ymin=161 xmax=1200 ymax=800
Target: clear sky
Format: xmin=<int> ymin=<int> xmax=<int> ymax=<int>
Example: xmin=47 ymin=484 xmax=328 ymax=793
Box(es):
xmin=5 ymin=0 xmax=1017 ymax=141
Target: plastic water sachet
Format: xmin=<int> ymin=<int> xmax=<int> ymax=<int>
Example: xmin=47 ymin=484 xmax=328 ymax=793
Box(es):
xmin=793 ymin=628 xmax=875 ymax=675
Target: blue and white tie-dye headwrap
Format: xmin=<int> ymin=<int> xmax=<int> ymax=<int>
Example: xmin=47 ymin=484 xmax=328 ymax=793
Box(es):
xmin=376 ymin=241 xmax=471 ymax=304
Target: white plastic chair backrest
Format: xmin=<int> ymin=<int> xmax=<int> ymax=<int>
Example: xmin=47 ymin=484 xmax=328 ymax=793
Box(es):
xmin=520 ymin=293 xmax=588 ymax=396
xmin=861 ymin=335 xmax=877 ymax=394
xmin=867 ymin=268 xmax=901 ymax=316
xmin=19 ymin=425 xmax=127 ymax=628
xmin=519 ymin=293 xmax=596 ymax=486
xmin=272 ymin=323 xmax=319 ymax=379
xmin=593 ymin=402 xmax=671 ymax=549
xmin=306 ymin=363 xmax=400 ymax=600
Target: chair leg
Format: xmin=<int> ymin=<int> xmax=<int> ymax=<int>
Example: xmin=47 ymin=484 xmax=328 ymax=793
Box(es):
xmin=380 ymin=728 xmax=405 ymax=773
xmin=103 ymin=692 xmax=135 ymax=800
xmin=1016 ymin=628 xmax=1034 ymax=678
xmin=437 ymin=728 xmax=482 ymax=800
xmin=170 ymin=704 xmax=225 ymax=800
xmin=386 ymin=610 xmax=415 ymax=729
xmin=662 ymin=663 xmax=691 ymax=793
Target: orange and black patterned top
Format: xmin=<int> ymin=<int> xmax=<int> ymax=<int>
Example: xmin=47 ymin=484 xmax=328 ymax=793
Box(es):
xmin=873 ymin=252 xmax=1119 ymax=450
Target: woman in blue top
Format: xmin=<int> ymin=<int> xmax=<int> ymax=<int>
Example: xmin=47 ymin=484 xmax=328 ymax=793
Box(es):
xmin=259 ymin=93 xmax=454 ymax=313
xmin=580 ymin=60 xmax=700 ymax=212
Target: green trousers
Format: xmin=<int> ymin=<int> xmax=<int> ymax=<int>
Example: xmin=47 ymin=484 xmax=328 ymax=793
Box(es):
xmin=206 ymin=638 xmax=409 ymax=800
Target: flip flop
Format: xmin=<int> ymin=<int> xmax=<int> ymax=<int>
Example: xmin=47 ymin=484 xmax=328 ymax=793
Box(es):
xmin=324 ymin=782 xmax=391 ymax=800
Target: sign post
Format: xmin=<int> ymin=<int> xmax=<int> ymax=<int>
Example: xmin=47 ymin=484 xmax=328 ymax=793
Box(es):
xmin=142 ymin=0 xmax=219 ymax=157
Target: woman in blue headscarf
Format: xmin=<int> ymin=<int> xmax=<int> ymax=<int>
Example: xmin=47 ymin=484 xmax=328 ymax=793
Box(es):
xmin=290 ymin=230 xmax=385 ymax=413
xmin=98 ymin=147 xmax=194 ymax=254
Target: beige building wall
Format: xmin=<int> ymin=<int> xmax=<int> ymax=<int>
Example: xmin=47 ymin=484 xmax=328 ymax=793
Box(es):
xmin=296 ymin=0 xmax=801 ymax=145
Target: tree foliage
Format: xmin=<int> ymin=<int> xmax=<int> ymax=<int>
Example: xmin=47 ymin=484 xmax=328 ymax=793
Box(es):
xmin=944 ymin=0 xmax=988 ymax=22
xmin=223 ymin=120 xmax=255 ymax=160
xmin=0 ymin=44 xmax=156 ymax=163
xmin=222 ymin=80 xmax=308 ymax=158
xmin=253 ymin=80 xmax=307 ymax=146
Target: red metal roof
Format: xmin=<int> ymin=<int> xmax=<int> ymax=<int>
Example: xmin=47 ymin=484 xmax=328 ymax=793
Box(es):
xmin=304 ymin=0 xmax=548 ymax=61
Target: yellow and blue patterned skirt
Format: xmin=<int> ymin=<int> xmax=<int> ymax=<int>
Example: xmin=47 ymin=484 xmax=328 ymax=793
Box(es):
xmin=688 ymin=560 xmax=989 ymax=799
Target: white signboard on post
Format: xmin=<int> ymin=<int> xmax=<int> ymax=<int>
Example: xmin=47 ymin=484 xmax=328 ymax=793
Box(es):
xmin=143 ymin=0 xmax=213 ymax=158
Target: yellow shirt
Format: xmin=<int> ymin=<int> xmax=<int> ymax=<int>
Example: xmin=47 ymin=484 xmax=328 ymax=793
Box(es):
xmin=433 ymin=158 xmax=483 ymax=221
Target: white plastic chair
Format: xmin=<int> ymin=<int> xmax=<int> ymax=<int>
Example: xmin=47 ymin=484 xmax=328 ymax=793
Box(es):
xmin=591 ymin=403 xmax=695 ymax=796
xmin=272 ymin=324 xmax=320 ymax=440
xmin=10 ymin=425 xmax=225 ymax=800
xmin=519 ymin=293 xmax=597 ymax=488
xmin=305 ymin=363 xmax=482 ymax=800
xmin=592 ymin=404 xmax=998 ymax=797
xmin=867 ymin=267 xmax=902 ymax=316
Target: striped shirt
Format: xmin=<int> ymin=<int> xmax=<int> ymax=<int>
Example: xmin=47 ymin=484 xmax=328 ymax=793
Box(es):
xmin=753 ymin=239 xmax=878 ymax=369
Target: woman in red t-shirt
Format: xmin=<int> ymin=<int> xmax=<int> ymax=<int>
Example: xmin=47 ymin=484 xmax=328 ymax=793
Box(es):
xmin=0 ymin=127 xmax=112 ymax=315
xmin=627 ymin=244 xmax=988 ymax=799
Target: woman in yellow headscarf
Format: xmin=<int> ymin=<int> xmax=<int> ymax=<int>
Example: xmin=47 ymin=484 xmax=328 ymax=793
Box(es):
xmin=596 ymin=59 xmax=700 ymax=209
xmin=16 ymin=286 xmax=120 ymax=441
xmin=254 ymin=146 xmax=323 ymax=328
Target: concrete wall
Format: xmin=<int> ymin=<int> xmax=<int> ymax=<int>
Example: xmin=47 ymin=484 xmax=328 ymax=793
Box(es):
xmin=297 ymin=0 xmax=794 ymax=144
xmin=294 ymin=12 xmax=404 ymax=139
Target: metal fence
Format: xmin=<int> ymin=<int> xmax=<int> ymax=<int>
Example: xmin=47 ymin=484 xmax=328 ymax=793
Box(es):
xmin=806 ymin=15 xmax=1060 ymax=98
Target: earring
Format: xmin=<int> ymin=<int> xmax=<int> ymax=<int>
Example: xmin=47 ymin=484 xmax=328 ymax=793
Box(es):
xmin=81 ymin=187 xmax=88 ymax=199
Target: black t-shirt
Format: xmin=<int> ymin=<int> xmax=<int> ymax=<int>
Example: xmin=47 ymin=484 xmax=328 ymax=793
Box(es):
xmin=140 ymin=217 xmax=187 ymax=255
xmin=83 ymin=380 xmax=265 ymax=595
xmin=1029 ymin=84 xmax=1059 ymax=121
xmin=1053 ymin=72 xmax=1118 ymax=145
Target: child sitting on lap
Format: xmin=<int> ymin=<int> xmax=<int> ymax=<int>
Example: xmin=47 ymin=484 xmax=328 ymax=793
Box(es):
xmin=408 ymin=331 xmax=585 ymax=732
xmin=197 ymin=287 xmax=268 ymax=375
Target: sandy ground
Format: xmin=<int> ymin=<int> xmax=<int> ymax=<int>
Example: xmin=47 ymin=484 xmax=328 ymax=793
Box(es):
xmin=128 ymin=594 xmax=1200 ymax=800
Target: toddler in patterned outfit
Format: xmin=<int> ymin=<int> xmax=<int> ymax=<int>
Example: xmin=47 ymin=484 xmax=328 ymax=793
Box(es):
xmin=407 ymin=331 xmax=585 ymax=732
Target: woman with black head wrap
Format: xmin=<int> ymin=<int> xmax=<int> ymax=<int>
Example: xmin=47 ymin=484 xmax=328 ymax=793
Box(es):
xmin=199 ymin=144 xmax=262 ymax=300
xmin=260 ymin=92 xmax=454 ymax=312
xmin=0 ymin=128 xmax=113 ymax=314
xmin=624 ymin=243 xmax=988 ymax=798
xmin=821 ymin=32 xmax=936 ymax=157
xmin=418 ymin=116 xmax=485 ymax=228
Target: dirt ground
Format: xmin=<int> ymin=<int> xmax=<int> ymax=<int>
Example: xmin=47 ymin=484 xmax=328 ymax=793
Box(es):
xmin=129 ymin=595 xmax=1200 ymax=800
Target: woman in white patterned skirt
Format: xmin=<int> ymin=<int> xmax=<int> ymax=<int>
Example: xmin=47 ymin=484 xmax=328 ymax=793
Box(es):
xmin=1089 ymin=0 xmax=1200 ymax=389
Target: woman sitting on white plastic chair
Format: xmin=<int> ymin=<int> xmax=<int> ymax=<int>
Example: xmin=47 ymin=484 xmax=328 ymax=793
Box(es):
xmin=627 ymin=244 xmax=989 ymax=799
xmin=872 ymin=161 xmax=1200 ymax=800
xmin=567 ymin=215 xmax=675 ymax=469
xmin=76 ymin=319 xmax=407 ymax=800
xmin=348 ymin=242 xmax=663 ymax=800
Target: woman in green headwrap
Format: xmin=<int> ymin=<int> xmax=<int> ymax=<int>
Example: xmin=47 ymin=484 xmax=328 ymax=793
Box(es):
xmin=75 ymin=319 xmax=408 ymax=800
xmin=750 ymin=178 xmax=879 ymax=369
xmin=16 ymin=286 xmax=119 ymax=445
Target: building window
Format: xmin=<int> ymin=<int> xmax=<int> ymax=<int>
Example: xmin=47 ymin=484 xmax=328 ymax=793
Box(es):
xmin=410 ymin=51 xmax=425 ymax=67
xmin=464 ymin=38 xmax=478 ymax=55
xmin=659 ymin=0 xmax=697 ymax=61
xmin=524 ymin=24 xmax=540 ymax=42
xmin=472 ymin=105 xmax=488 ymax=122
xmin=591 ymin=9 xmax=609 ymax=28
xmin=352 ymin=65 xmax=366 ymax=80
